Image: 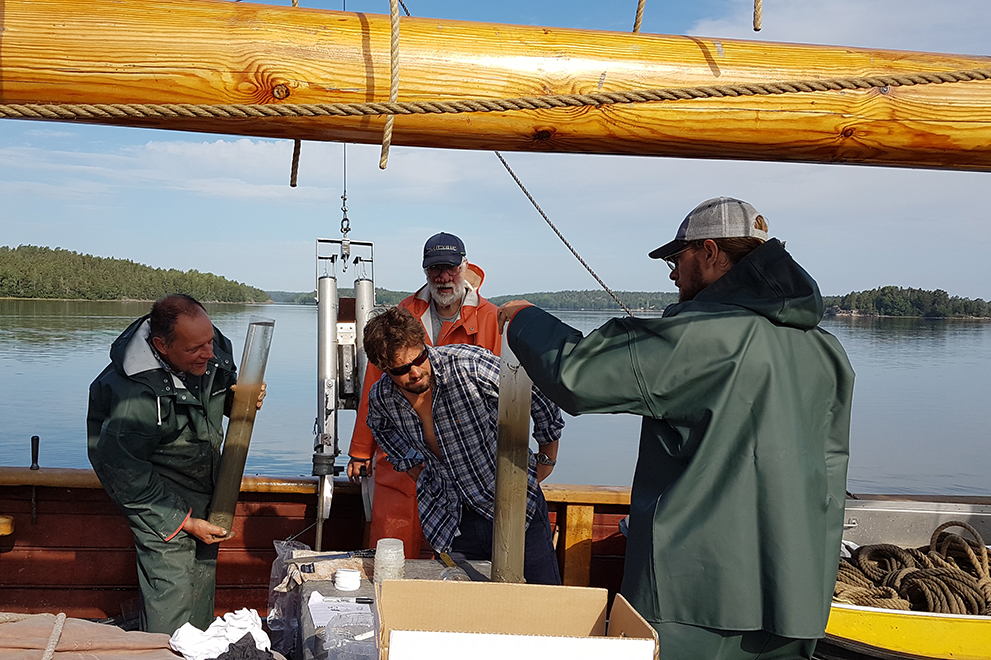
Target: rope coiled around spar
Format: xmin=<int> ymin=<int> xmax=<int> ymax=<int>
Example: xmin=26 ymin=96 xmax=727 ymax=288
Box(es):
xmin=2 ymin=67 xmax=990 ymax=123
xmin=834 ymin=521 xmax=991 ymax=616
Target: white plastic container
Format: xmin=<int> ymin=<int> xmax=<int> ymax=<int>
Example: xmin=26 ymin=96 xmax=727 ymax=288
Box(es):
xmin=334 ymin=568 xmax=361 ymax=592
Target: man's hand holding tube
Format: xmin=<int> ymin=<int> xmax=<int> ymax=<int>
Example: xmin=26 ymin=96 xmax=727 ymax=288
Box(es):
xmin=183 ymin=516 xmax=230 ymax=544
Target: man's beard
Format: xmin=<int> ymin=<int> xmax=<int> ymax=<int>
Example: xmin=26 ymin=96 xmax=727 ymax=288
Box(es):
xmin=430 ymin=280 xmax=466 ymax=308
xmin=400 ymin=372 xmax=433 ymax=395
xmin=677 ymin=258 xmax=707 ymax=302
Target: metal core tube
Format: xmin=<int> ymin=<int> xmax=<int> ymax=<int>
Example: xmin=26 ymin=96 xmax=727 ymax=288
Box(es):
xmin=315 ymin=274 xmax=339 ymax=551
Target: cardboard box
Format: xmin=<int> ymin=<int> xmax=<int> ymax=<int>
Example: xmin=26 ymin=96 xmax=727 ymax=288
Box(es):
xmin=375 ymin=580 xmax=658 ymax=660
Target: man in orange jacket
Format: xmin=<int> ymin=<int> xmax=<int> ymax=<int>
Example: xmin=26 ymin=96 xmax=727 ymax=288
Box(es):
xmin=346 ymin=233 xmax=501 ymax=558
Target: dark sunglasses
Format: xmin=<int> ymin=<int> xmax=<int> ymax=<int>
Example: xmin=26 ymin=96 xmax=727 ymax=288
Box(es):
xmin=387 ymin=347 xmax=429 ymax=376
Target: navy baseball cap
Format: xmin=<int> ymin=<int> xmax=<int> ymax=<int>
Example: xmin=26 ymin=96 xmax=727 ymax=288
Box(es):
xmin=422 ymin=232 xmax=466 ymax=268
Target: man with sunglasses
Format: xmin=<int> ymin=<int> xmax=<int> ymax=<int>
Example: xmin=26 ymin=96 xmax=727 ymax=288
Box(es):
xmin=362 ymin=306 xmax=564 ymax=584
xmin=498 ymin=197 xmax=854 ymax=659
xmin=347 ymin=233 xmax=503 ymax=559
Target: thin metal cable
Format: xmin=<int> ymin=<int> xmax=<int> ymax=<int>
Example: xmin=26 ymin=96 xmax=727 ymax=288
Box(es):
xmin=388 ymin=0 xmax=631 ymax=314
xmin=633 ymin=0 xmax=646 ymax=34
xmin=379 ymin=0 xmax=401 ymax=169
xmin=494 ymin=152 xmax=634 ymax=317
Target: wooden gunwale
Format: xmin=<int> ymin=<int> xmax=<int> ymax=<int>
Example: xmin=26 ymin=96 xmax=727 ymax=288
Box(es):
xmin=4 ymin=467 xmax=990 ymax=660
xmin=0 ymin=467 xmax=631 ymax=618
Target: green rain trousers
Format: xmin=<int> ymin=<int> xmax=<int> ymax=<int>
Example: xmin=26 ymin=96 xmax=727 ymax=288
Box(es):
xmin=132 ymin=501 xmax=219 ymax=633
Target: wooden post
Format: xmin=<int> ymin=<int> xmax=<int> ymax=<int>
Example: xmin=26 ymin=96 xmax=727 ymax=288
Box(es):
xmin=491 ymin=336 xmax=532 ymax=583
xmin=559 ymin=504 xmax=595 ymax=586
xmin=208 ymin=319 xmax=275 ymax=535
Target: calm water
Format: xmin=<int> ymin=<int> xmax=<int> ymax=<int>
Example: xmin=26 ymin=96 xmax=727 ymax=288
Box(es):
xmin=1 ymin=300 xmax=988 ymax=495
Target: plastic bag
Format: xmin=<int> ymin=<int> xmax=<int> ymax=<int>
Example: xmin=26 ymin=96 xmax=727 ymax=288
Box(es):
xmin=267 ymin=538 xmax=310 ymax=657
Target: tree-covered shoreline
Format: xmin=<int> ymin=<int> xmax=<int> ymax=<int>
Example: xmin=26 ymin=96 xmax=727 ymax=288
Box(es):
xmin=486 ymin=290 xmax=679 ymax=311
xmin=823 ymin=286 xmax=991 ymax=318
xmin=5 ymin=246 xmax=988 ymax=318
xmin=0 ymin=245 xmax=270 ymax=303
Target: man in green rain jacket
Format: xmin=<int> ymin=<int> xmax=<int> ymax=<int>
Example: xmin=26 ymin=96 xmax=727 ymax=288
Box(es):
xmin=499 ymin=198 xmax=854 ymax=660
xmin=87 ymin=294 xmax=239 ymax=634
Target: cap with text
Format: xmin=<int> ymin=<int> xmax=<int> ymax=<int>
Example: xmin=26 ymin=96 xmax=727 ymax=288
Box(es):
xmin=649 ymin=197 xmax=769 ymax=260
xmin=422 ymin=232 xmax=467 ymax=269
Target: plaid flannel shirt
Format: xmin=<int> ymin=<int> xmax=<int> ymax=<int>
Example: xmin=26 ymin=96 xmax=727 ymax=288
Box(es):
xmin=366 ymin=344 xmax=564 ymax=553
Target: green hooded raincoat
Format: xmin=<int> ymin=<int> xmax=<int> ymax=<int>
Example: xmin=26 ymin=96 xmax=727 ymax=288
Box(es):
xmin=508 ymin=239 xmax=853 ymax=639
xmin=87 ymin=314 xmax=236 ymax=633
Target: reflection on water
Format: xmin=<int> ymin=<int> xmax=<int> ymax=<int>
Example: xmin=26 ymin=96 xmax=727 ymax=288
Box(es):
xmin=821 ymin=315 xmax=990 ymax=495
xmin=1 ymin=301 xmax=988 ymax=495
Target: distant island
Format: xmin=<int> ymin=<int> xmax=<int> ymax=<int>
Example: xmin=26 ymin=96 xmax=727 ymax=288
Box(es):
xmin=0 ymin=245 xmax=269 ymax=303
xmin=486 ymin=290 xmax=679 ymax=311
xmin=269 ymin=288 xmax=677 ymax=310
xmin=5 ymin=246 xmax=988 ymax=318
xmin=823 ymin=286 xmax=991 ymax=318
xmin=267 ymin=289 xmax=412 ymax=306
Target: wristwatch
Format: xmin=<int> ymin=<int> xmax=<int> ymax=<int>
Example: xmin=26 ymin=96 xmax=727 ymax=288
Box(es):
xmin=534 ymin=452 xmax=557 ymax=467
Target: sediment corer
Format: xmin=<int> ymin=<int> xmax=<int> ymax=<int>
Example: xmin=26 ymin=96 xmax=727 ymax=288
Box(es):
xmin=491 ymin=333 xmax=532 ymax=584
xmin=208 ymin=317 xmax=275 ymax=536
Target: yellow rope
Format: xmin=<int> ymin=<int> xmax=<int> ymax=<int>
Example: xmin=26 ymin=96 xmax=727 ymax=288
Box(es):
xmin=3 ymin=67 xmax=988 ymax=124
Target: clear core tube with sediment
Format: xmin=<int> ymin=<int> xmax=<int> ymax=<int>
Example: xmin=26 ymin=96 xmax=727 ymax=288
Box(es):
xmin=208 ymin=318 xmax=275 ymax=534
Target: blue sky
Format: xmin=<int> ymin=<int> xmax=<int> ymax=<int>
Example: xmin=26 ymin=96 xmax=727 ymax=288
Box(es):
xmin=3 ymin=0 xmax=990 ymax=299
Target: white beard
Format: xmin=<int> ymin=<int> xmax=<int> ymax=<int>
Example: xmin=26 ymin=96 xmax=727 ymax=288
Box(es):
xmin=430 ymin=280 xmax=466 ymax=308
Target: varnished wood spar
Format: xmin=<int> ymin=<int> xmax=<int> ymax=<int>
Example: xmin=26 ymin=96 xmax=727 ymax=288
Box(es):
xmin=3 ymin=0 xmax=991 ymax=170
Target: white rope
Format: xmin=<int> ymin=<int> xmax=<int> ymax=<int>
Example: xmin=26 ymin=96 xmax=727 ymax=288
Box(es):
xmin=379 ymin=0 xmax=401 ymax=169
xmin=42 ymin=613 xmax=67 ymax=660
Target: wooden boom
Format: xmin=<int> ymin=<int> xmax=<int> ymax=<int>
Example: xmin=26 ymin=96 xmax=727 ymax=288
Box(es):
xmin=3 ymin=0 xmax=991 ymax=170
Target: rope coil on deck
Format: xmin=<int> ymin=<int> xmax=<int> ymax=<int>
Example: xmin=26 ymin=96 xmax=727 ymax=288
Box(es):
xmin=0 ymin=612 xmax=67 ymax=660
xmin=2 ymin=67 xmax=990 ymax=123
xmin=834 ymin=521 xmax=991 ymax=616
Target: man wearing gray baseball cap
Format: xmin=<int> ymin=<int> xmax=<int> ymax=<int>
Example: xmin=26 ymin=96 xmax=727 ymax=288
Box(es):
xmin=498 ymin=197 xmax=854 ymax=659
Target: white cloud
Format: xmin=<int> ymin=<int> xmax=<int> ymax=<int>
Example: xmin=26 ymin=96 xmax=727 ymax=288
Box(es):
xmin=690 ymin=0 xmax=990 ymax=54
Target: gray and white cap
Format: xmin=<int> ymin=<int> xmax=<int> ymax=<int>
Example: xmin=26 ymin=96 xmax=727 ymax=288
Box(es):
xmin=648 ymin=197 xmax=769 ymax=260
